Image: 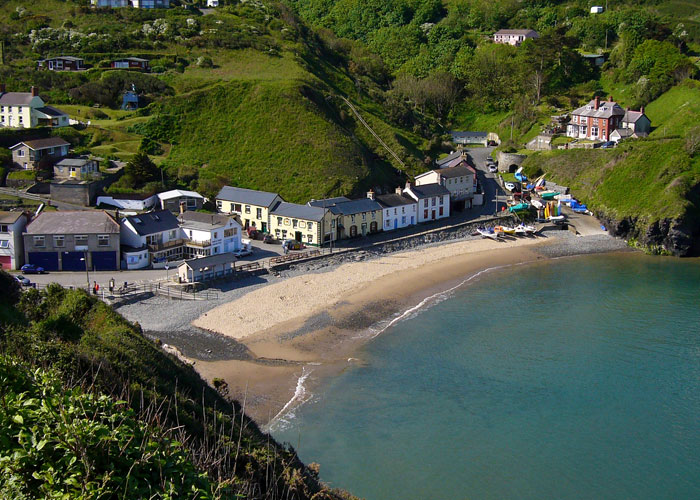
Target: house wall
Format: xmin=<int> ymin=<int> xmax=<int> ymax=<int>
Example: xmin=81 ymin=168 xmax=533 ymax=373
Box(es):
xmin=0 ymin=215 xmax=27 ymax=270
xmin=123 ymin=248 xmax=149 ymax=270
xmin=405 ymin=190 xmax=450 ymax=223
xmin=12 ymin=144 xmax=69 ymax=170
xmin=337 ymin=209 xmax=382 ymax=238
xmin=23 ymin=232 xmax=119 ymax=271
xmin=1 ymin=100 xmax=40 ymax=129
xmin=50 ymin=181 xmax=101 ymax=207
xmin=381 ymin=204 xmax=417 ymax=231
xmin=53 ymin=160 xmax=99 ymax=179
xmin=160 ymin=196 xmax=203 ymax=213
xmin=217 ymin=196 xmax=282 ymax=232
xmin=269 ymin=214 xmax=324 ymax=246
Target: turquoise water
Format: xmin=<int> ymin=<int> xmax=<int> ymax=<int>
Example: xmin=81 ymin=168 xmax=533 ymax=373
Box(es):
xmin=273 ymin=254 xmax=700 ymax=499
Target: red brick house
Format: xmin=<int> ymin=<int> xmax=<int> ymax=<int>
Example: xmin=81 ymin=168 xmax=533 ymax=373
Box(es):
xmin=566 ymin=96 xmax=625 ymax=142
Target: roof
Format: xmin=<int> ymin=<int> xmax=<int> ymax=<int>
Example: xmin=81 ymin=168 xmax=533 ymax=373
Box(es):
xmin=26 ymin=210 xmax=119 ymax=235
xmin=451 ymin=131 xmax=487 ymax=139
xmin=408 ymin=184 xmax=450 ymax=198
xmin=436 ymin=151 xmax=465 ymax=167
xmin=35 ymin=105 xmax=67 ymax=117
xmin=216 ymin=186 xmax=280 ymax=207
xmin=122 ymin=210 xmax=180 ymax=236
xmin=271 ymin=201 xmax=326 ymax=221
xmin=332 ymin=198 xmax=382 ymax=215
xmin=376 ymin=193 xmax=416 ymax=208
xmin=56 ymin=158 xmax=93 ymax=167
xmin=494 ymin=29 xmax=538 ymax=36
xmin=0 ymin=92 xmax=37 ymax=106
xmin=623 ymin=110 xmax=646 ymax=123
xmin=308 ymin=196 xmax=351 ymax=208
xmin=611 ymin=128 xmax=634 ymax=138
xmin=0 ymin=211 xmax=26 ymax=225
xmin=43 ymin=56 xmax=84 ymax=62
xmin=10 ymin=137 xmax=70 ymax=151
xmin=572 ymin=99 xmax=625 ymax=119
xmin=180 ymin=252 xmax=237 ymax=270
xmin=157 ymin=189 xmax=205 ymax=201
xmin=178 ymin=211 xmax=234 ymax=230
xmin=115 ymin=57 xmax=149 ymax=62
xmin=438 ymin=164 xmax=476 ymax=178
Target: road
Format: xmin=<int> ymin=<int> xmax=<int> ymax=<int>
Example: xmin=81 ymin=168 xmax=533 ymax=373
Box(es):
xmin=0 ymin=186 xmax=90 ymax=211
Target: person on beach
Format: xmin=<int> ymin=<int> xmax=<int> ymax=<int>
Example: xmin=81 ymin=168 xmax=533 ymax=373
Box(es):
xmin=109 ymin=278 xmax=115 ymax=293
xmin=92 ymin=281 xmax=98 ymax=295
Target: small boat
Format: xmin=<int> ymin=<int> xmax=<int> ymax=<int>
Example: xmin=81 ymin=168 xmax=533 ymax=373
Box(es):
xmin=514 ymin=224 xmax=537 ymax=235
xmin=508 ymin=202 xmax=530 ymax=212
xmin=494 ymin=225 xmax=516 ymax=235
xmin=540 ymin=191 xmax=560 ymax=200
xmin=531 ymin=199 xmax=544 ymax=209
xmin=514 ymin=167 xmax=528 ymax=182
xmin=477 ymin=227 xmax=500 ymax=240
xmin=548 ymin=215 xmax=566 ymax=222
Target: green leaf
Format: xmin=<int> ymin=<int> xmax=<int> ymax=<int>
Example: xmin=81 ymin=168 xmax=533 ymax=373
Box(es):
xmin=12 ymin=414 xmax=23 ymax=425
xmin=36 ymin=439 xmax=47 ymax=451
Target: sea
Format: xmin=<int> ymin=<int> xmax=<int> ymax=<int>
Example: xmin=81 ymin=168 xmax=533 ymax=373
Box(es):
xmin=272 ymin=253 xmax=700 ymax=500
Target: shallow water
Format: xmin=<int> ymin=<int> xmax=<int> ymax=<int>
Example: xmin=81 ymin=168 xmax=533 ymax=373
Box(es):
xmin=273 ymin=254 xmax=700 ymax=499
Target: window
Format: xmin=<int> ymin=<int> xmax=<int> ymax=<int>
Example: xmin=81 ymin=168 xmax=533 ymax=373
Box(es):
xmin=331 ymin=219 xmax=336 ymax=228
xmin=224 ymin=228 xmax=235 ymax=237
xmin=423 ymin=199 xmax=428 ymax=208
xmin=432 ymin=198 xmax=436 ymax=206
xmin=401 ymin=216 xmax=406 ymax=224
xmin=0 ymin=240 xmax=9 ymax=249
xmin=307 ymin=222 xmax=313 ymax=230
xmin=351 ymin=215 xmax=356 ymax=223
xmin=213 ymin=231 xmax=218 ymax=238
xmin=424 ymin=210 xmax=428 ymax=219
xmin=292 ymin=219 xmax=298 ymax=228
xmin=75 ymin=235 xmax=88 ymax=245
xmin=169 ymin=230 xmax=178 ymax=240
xmin=591 ymin=127 xmax=599 ymax=137
xmin=17 ymin=150 xmax=25 ymax=157
xmin=53 ymin=235 xmax=64 ymax=247
xmin=401 ymin=207 xmax=405 ymax=214
xmin=244 ymin=205 xmax=251 ymax=214
xmin=371 ymin=211 xmax=375 ymax=219
xmin=439 ymin=207 xmax=444 ymax=216
xmin=33 ymin=236 xmax=45 ymax=247
xmin=97 ymin=234 xmax=110 ymax=247
xmin=439 ymin=197 xmax=444 ymax=205
xmin=256 ymin=208 xmax=262 ymax=219
xmin=307 ymin=234 xmax=313 ymax=243
xmin=18 ymin=115 xmax=23 ymax=124
xmin=216 ymin=200 xmax=222 ymax=209
xmin=394 ymin=208 xmax=397 ymax=215
xmin=233 ymin=203 xmax=242 ymax=212
xmin=0 ymin=224 xmax=8 ymax=233
xmin=187 ymin=198 xmax=197 ymax=208
xmin=362 ymin=213 xmax=366 ymax=221
xmin=385 ymin=220 xmax=391 ymax=228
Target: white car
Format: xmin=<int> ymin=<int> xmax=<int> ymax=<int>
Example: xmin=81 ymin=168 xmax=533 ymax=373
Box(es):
xmin=488 ymin=165 xmax=498 ymax=173
xmin=233 ymin=246 xmax=253 ymax=258
xmin=504 ymin=182 xmax=516 ymax=191
xmin=15 ymin=275 xmax=31 ymax=286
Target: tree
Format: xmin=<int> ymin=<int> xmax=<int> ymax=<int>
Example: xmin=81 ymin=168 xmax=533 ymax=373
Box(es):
xmin=124 ymin=152 xmax=161 ymax=189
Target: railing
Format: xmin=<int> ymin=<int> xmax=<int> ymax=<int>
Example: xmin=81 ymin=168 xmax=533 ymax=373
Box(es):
xmin=148 ymin=238 xmax=185 ymax=252
xmin=184 ymin=239 xmax=211 ymax=248
xmin=269 ymin=249 xmax=322 ymax=266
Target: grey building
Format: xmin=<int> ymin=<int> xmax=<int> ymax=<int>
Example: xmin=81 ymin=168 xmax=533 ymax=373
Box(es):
xmin=0 ymin=211 xmax=28 ymax=270
xmin=10 ymin=137 xmax=70 ymax=170
xmin=23 ymin=211 xmax=120 ymax=271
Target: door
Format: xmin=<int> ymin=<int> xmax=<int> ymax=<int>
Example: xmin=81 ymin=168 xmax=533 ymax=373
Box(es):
xmin=262 ymin=222 xmax=267 ymax=233
xmin=411 ymin=216 xmax=415 ymax=225
xmin=431 ymin=210 xmax=436 ymax=220
xmin=370 ymin=221 xmax=378 ymax=233
xmin=349 ymin=225 xmax=357 ymax=237
xmin=294 ymin=231 xmax=302 ymax=242
xmin=361 ymin=223 xmax=367 ymax=236
xmin=61 ymin=251 xmax=85 ymax=271
xmin=28 ymin=252 xmax=59 ymax=271
xmin=0 ymin=255 xmax=11 ymax=270
xmin=92 ymin=251 xmax=117 ymax=271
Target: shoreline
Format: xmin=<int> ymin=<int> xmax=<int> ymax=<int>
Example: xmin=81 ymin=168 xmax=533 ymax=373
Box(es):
xmin=189 ymin=230 xmax=630 ymax=426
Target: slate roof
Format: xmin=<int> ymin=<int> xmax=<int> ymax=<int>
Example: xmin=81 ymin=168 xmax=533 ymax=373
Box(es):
xmin=56 ymin=158 xmax=92 ymax=167
xmin=43 ymin=56 xmax=84 ymax=62
xmin=332 ymin=198 xmax=382 ymax=215
xmin=35 ymin=105 xmax=67 ymax=117
xmin=408 ymin=184 xmax=450 ymax=198
xmin=10 ymin=137 xmax=70 ymax=151
xmin=0 ymin=211 xmax=26 ymax=225
xmin=181 ymin=252 xmax=237 ymax=270
xmin=271 ymin=201 xmax=326 ymax=221
xmin=436 ymin=151 xmax=465 ymax=167
xmin=157 ymin=189 xmax=205 ymax=201
xmin=116 ymin=57 xmax=149 ymax=63
xmin=216 ymin=186 xmax=280 ymax=207
xmin=438 ymin=164 xmax=476 ymax=178
xmin=308 ymin=197 xmax=351 ymax=207
xmin=26 ymin=211 xmax=119 ymax=235
xmin=376 ymin=193 xmax=416 ymax=208
xmin=623 ymin=110 xmax=646 ymax=123
xmin=494 ymin=29 xmax=538 ymax=36
xmin=0 ymin=92 xmax=37 ymax=106
xmin=178 ymin=211 xmax=233 ymax=229
xmin=451 ymin=131 xmax=487 ymax=139
xmin=571 ymin=99 xmax=625 ymax=119
xmin=123 ymin=210 xmax=180 ymax=236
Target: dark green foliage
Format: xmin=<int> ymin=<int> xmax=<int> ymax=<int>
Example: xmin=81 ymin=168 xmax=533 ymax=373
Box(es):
xmin=128 ymin=113 xmax=182 ymax=144
xmin=68 ymin=71 xmax=173 ymax=108
xmin=139 ymin=137 xmax=165 ymax=155
xmin=123 ymin=152 xmax=161 ymax=188
xmin=0 ymin=270 xmax=21 ymax=306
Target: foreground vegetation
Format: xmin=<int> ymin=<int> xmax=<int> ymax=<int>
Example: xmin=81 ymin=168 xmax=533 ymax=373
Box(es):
xmin=0 ymin=273 xmax=352 ymax=499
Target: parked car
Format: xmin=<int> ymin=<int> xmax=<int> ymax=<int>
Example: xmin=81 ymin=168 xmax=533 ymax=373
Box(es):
xmin=262 ymin=234 xmax=277 ymax=244
xmin=21 ymin=264 xmax=45 ymax=274
xmin=282 ymin=239 xmax=304 ymax=251
xmin=600 ymin=141 xmax=615 ymax=149
xmin=486 ymin=155 xmax=494 ymax=162
xmin=14 ymin=275 xmax=31 ymax=286
xmin=233 ymin=244 xmax=253 ymax=258
xmin=488 ymin=165 xmax=498 ymax=173
xmin=504 ymin=182 xmax=516 ymax=191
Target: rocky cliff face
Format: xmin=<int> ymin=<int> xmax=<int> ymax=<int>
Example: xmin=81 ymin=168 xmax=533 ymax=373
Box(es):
xmin=596 ymin=212 xmax=699 ymax=256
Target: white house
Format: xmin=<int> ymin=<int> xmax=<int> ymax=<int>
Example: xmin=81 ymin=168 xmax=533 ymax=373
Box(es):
xmin=403 ymin=183 xmax=451 ymax=223
xmin=493 ymin=29 xmax=539 ymax=46
xmin=206 ymin=0 xmax=219 ymax=6
xmin=415 ymin=163 xmax=476 ymax=210
xmin=120 ymin=210 xmax=183 ymax=268
xmin=375 ymin=189 xmax=418 ymax=231
xmin=178 ymin=211 xmax=242 ymax=259
xmin=0 ymin=85 xmax=69 ymax=129
xmin=157 ymin=189 xmax=205 ymax=213
xmin=0 ymin=211 xmax=28 ymax=270
xmin=96 ymin=193 xmax=157 ymax=211
xmin=590 ymin=6 xmax=604 ymax=14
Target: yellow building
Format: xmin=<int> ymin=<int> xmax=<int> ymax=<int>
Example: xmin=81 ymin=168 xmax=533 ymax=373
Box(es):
xmin=309 ymin=194 xmax=383 ymax=239
xmin=0 ymin=85 xmax=69 ymax=129
xmin=215 ymin=186 xmax=283 ymax=233
xmin=269 ymin=201 xmax=331 ymax=246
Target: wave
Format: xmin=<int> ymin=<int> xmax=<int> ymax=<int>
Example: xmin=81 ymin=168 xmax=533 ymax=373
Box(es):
xmin=266 ymin=365 xmax=313 ymax=431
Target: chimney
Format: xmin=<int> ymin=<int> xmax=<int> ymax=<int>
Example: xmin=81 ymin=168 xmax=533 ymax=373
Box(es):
xmin=395 ymin=186 xmax=403 ymax=195
xmin=640 ymin=106 xmax=644 ymax=114
xmin=367 ymin=190 xmax=375 ymax=200
xmin=31 ymin=86 xmax=38 ymax=97
xmin=179 ymin=201 xmax=185 ymax=215
xmin=0 ymin=83 xmax=5 ymax=93
xmin=594 ymin=96 xmax=600 ymax=110
xmin=608 ymin=95 xmax=613 ymax=102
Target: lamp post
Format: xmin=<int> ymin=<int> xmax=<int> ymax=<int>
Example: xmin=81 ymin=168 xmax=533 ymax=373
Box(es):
xmin=165 ymin=263 xmax=170 ymax=282
xmin=81 ymin=251 xmax=90 ymax=290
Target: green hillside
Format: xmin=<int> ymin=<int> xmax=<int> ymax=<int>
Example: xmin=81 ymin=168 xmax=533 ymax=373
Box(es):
xmin=0 ymin=275 xmax=353 ymax=499
xmin=646 ymin=79 xmax=700 ymax=138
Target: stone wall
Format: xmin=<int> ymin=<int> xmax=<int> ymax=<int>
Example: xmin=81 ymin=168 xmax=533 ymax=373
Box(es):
xmin=497 ymin=152 xmax=527 ymax=173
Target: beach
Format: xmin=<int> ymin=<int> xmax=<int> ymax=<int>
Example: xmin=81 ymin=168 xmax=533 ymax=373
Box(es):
xmin=184 ymin=228 xmax=628 ymax=425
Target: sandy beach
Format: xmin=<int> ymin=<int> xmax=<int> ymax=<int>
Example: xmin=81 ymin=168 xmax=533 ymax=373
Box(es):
xmin=189 ymin=228 xmax=628 ymax=425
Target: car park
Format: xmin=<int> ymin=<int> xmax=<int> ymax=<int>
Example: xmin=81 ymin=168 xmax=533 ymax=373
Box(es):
xmin=20 ymin=264 xmax=45 ymax=274
xmin=14 ymin=275 xmax=31 ymax=286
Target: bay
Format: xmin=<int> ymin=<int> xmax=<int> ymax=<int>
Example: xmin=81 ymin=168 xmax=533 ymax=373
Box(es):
xmin=273 ymin=253 xmax=700 ymax=500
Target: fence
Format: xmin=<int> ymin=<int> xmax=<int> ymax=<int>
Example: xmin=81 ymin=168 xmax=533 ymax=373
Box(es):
xmin=268 ymin=249 xmax=322 ymax=266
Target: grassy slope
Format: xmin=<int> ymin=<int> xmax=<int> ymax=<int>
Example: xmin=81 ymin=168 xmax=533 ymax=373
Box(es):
xmin=645 ymin=79 xmax=700 ymax=137
xmin=523 ymin=138 xmax=700 ymax=223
